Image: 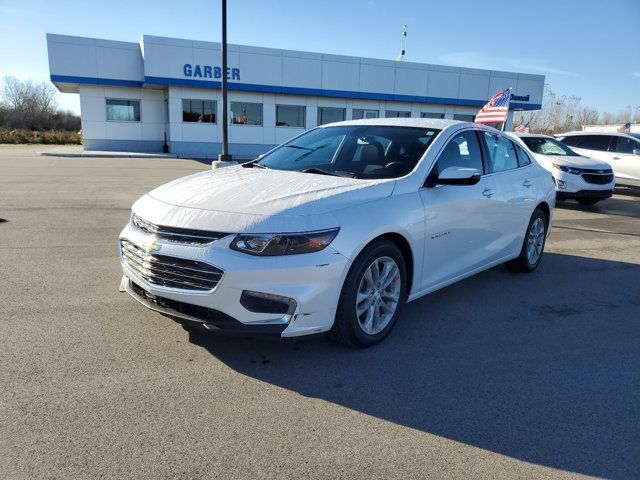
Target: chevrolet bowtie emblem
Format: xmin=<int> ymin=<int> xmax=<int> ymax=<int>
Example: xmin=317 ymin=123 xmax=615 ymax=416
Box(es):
xmin=145 ymin=241 xmax=160 ymax=253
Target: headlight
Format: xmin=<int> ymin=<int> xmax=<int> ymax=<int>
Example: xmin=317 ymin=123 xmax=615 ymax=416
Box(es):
xmin=230 ymin=228 xmax=339 ymax=256
xmin=552 ymin=163 xmax=581 ymax=175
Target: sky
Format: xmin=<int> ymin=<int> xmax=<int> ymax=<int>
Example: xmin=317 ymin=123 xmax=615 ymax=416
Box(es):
xmin=0 ymin=0 xmax=638 ymax=114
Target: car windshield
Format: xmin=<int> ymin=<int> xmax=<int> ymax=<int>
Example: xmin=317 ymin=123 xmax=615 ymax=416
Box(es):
xmin=521 ymin=136 xmax=579 ymax=156
xmin=253 ymin=125 xmax=441 ymax=179
xmin=629 ymin=133 xmax=640 ymax=141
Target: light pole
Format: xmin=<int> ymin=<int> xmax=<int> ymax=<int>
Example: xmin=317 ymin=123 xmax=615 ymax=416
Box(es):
xmin=217 ymin=0 xmax=232 ymax=165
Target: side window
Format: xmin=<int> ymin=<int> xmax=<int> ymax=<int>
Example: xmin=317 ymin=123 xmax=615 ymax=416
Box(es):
xmin=481 ymin=132 xmax=518 ymax=173
xmin=612 ymin=136 xmax=639 ymax=154
xmin=577 ymin=135 xmax=612 ymax=151
xmin=559 ymin=136 xmax=578 ymax=146
xmin=514 ymin=143 xmax=532 ymax=167
xmin=431 ymin=130 xmax=484 ymax=177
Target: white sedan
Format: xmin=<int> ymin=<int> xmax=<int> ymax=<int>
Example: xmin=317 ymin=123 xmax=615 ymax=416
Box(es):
xmin=507 ymin=132 xmax=615 ymax=205
xmin=119 ymin=119 xmax=555 ymax=347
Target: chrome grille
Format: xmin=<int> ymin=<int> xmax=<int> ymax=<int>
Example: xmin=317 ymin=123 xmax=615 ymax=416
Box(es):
xmin=120 ymin=240 xmax=223 ymax=291
xmin=132 ymin=214 xmax=228 ymax=244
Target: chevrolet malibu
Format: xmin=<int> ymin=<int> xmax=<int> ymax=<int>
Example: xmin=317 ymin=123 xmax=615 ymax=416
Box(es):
xmin=119 ymin=119 xmax=555 ymax=347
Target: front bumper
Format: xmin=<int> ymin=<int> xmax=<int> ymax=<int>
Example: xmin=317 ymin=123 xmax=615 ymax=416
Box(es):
xmin=552 ymin=171 xmax=614 ymax=198
xmin=119 ymin=222 xmax=350 ymax=337
xmin=556 ymin=189 xmax=613 ymax=201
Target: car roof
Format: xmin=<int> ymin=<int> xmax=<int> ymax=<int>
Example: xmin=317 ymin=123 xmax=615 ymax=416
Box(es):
xmin=321 ymin=118 xmax=462 ymax=130
xmin=556 ymin=131 xmax=634 ymax=138
xmin=508 ymin=132 xmax=553 ymax=139
xmin=319 ymin=118 xmax=505 ymax=133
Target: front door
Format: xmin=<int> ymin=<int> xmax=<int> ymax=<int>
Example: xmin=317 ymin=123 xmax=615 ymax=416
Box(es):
xmin=419 ymin=129 xmax=500 ymax=291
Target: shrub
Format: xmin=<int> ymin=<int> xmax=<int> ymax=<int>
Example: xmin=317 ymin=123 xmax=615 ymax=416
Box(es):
xmin=0 ymin=129 xmax=82 ymax=145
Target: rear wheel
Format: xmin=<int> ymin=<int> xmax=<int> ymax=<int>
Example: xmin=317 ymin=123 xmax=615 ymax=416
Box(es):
xmin=506 ymin=208 xmax=547 ymax=273
xmin=576 ymin=198 xmax=600 ymax=206
xmin=331 ymin=240 xmax=407 ymax=347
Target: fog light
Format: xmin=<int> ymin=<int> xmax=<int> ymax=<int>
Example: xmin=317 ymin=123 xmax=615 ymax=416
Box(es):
xmin=557 ymin=179 xmax=567 ymax=190
xmin=240 ymin=290 xmax=297 ymax=315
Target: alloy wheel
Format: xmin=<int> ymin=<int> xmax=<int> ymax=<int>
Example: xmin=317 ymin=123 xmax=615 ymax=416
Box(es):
xmin=526 ymin=217 xmax=545 ymax=265
xmin=356 ymin=256 xmax=401 ymax=335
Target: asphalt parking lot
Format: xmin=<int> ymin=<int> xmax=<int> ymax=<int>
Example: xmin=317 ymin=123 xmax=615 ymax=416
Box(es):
xmin=1 ymin=144 xmax=639 ymax=480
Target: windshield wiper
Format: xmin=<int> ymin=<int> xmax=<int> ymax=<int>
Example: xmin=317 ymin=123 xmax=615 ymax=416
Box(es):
xmin=242 ymin=160 xmax=270 ymax=169
xmin=301 ymin=167 xmax=357 ymax=178
xmin=284 ymin=145 xmax=313 ymax=151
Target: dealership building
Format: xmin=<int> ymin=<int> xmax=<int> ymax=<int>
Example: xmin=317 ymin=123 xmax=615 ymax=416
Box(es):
xmin=47 ymin=33 xmax=545 ymax=158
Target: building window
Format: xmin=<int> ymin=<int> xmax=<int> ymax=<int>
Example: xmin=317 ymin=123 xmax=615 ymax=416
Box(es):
xmin=276 ymin=105 xmax=305 ymax=128
xmin=421 ymin=112 xmax=444 ymax=119
xmin=353 ymin=109 xmax=379 ymax=120
xmin=182 ymin=99 xmax=216 ymax=123
xmin=453 ymin=114 xmax=475 ymax=122
xmin=231 ymin=102 xmax=262 ymax=125
xmin=317 ymin=107 xmax=346 ymax=125
xmin=385 ymin=110 xmax=411 ymax=118
xmin=106 ymin=99 xmax=140 ymax=122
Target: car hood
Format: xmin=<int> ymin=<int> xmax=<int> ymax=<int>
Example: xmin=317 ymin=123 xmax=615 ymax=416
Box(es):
xmin=147 ymin=164 xmax=394 ymax=217
xmin=533 ymin=153 xmax=611 ymax=170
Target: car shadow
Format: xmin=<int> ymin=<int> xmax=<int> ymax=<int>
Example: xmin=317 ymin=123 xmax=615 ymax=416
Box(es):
xmin=557 ymin=194 xmax=640 ymax=219
xmin=185 ymin=252 xmax=640 ymax=479
xmin=613 ymin=186 xmax=640 ymax=198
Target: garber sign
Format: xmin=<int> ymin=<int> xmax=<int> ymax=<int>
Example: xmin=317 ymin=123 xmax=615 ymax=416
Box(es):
xmin=183 ymin=64 xmax=240 ymax=80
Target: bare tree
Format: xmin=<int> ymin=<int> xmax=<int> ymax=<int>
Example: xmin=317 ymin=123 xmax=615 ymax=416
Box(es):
xmin=0 ymin=76 xmax=80 ymax=131
xmin=514 ymin=87 xmax=637 ymax=134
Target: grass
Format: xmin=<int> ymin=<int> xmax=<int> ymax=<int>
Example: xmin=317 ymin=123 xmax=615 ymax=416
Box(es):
xmin=0 ymin=129 xmax=82 ymax=145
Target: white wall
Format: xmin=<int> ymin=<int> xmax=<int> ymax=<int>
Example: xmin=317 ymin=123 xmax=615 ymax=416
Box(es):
xmin=140 ymin=34 xmax=545 ymax=109
xmin=79 ymin=85 xmax=164 ymax=144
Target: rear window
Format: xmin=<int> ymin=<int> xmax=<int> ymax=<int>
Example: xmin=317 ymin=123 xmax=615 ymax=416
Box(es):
xmin=612 ymin=136 xmax=640 ymax=154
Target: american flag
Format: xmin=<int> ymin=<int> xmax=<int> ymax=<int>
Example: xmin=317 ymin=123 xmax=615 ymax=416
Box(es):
xmin=617 ymin=122 xmax=631 ymax=133
xmin=475 ymin=88 xmax=512 ymax=124
xmin=515 ymin=121 xmax=530 ymax=133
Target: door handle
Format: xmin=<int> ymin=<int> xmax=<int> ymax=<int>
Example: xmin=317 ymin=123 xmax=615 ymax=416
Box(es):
xmin=482 ymin=188 xmax=495 ymax=198
xmin=522 ymin=180 xmax=533 ymax=188
xmin=612 ymin=156 xmax=621 ymax=160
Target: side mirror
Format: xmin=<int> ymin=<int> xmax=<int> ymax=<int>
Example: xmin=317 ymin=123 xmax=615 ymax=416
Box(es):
xmin=429 ymin=166 xmax=482 ymax=186
xmin=633 ymin=149 xmax=640 ymax=156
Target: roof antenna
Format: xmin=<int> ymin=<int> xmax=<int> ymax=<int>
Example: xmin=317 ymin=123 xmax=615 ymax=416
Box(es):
xmin=396 ymin=25 xmax=407 ymax=62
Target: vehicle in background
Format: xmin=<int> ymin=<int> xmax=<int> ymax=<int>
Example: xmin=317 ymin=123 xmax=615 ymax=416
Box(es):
xmin=508 ymin=133 xmax=614 ymax=205
xmin=119 ymin=119 xmax=555 ymax=347
xmin=555 ymin=132 xmax=640 ymax=187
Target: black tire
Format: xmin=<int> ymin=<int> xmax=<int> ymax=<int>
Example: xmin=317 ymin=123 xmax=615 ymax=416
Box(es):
xmin=330 ymin=239 xmax=407 ymax=348
xmin=576 ymin=198 xmax=600 ymax=206
xmin=505 ymin=207 xmax=548 ymax=273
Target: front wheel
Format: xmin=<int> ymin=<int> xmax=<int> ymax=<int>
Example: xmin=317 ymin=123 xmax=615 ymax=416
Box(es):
xmin=331 ymin=240 xmax=407 ymax=347
xmin=506 ymin=208 xmax=548 ymax=273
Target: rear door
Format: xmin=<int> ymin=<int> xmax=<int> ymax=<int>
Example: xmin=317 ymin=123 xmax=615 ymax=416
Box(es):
xmin=479 ymin=131 xmax=535 ymax=258
xmin=419 ymin=129 xmax=499 ymax=290
xmin=609 ymin=136 xmax=640 ymax=186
